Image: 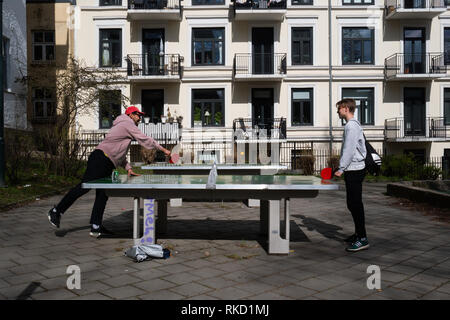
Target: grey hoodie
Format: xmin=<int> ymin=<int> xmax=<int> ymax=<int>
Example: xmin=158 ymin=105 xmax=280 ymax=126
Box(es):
xmin=338 ymin=118 xmax=366 ymax=173
xmin=96 ymin=114 xmax=163 ymax=171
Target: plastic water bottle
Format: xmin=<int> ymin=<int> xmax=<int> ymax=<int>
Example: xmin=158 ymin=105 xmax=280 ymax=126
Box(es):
xmin=206 ymin=161 xmax=218 ymax=189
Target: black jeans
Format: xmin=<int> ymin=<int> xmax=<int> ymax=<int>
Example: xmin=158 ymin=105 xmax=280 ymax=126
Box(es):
xmin=344 ymin=169 xmax=367 ymax=239
xmin=55 ymin=149 xmax=115 ymax=226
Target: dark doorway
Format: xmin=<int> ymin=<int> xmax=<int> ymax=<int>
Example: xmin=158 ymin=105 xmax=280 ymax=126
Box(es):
xmin=404 ymin=87 xmax=426 ymax=136
xmin=252 ymin=88 xmax=274 ymax=137
xmin=404 ymin=28 xmax=425 ymax=74
xmin=252 ymin=28 xmax=274 ymax=75
xmin=142 ymin=29 xmax=164 ymax=75
xmin=142 ymin=89 xmax=164 ymax=124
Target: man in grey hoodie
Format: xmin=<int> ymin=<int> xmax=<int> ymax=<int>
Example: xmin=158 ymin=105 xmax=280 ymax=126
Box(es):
xmin=334 ymin=99 xmax=369 ymax=252
xmin=47 ymin=106 xmax=172 ymax=237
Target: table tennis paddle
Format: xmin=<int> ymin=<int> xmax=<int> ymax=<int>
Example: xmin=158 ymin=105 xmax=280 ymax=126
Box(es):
xmin=320 ymin=167 xmax=333 ymax=180
xmin=169 ymin=152 xmax=180 ymax=164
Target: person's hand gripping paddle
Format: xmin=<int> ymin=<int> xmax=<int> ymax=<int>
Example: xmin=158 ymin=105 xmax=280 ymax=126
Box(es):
xmin=168 ymin=152 xmax=180 ymax=164
xmin=320 ymin=167 xmax=338 ymax=180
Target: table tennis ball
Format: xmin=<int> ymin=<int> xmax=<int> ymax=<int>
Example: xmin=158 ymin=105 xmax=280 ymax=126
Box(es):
xmin=240 ymin=152 xmax=244 ymax=156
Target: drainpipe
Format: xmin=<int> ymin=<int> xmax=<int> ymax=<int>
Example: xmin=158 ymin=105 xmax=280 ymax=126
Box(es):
xmin=328 ymin=0 xmax=333 ymax=154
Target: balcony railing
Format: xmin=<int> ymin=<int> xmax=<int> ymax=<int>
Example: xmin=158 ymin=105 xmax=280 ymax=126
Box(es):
xmin=384 ymin=53 xmax=446 ymax=79
xmin=232 ymin=117 xmax=287 ymax=140
xmin=233 ymin=0 xmax=287 ymax=9
xmin=126 ymin=54 xmax=182 ymax=78
xmin=128 ymin=0 xmax=181 ymax=9
xmin=234 ymin=53 xmax=287 ymax=77
xmin=385 ymin=0 xmax=446 ymax=10
xmin=385 ymin=117 xmax=447 ymax=140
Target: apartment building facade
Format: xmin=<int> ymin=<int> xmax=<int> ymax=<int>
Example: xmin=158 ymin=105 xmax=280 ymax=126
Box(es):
xmin=3 ymin=0 xmax=27 ymax=131
xmin=26 ymin=0 xmax=75 ymax=130
xmin=73 ymin=0 xmax=450 ymax=163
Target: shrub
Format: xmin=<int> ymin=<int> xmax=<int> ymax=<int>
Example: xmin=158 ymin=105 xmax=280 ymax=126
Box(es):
xmin=416 ymin=165 xmax=441 ymax=181
xmin=298 ymin=155 xmax=315 ymax=175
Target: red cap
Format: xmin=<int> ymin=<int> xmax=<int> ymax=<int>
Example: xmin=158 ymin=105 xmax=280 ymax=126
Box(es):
xmin=125 ymin=106 xmax=144 ymax=115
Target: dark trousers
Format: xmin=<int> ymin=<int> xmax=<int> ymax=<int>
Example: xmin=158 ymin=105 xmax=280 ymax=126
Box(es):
xmin=56 ymin=149 xmax=115 ymax=226
xmin=344 ymin=169 xmax=367 ymax=239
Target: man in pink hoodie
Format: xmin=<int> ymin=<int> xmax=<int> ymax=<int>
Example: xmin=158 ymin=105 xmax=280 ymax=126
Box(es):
xmin=47 ymin=106 xmax=171 ymax=238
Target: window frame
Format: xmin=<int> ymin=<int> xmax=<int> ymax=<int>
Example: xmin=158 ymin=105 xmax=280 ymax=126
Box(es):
xmin=192 ymin=28 xmax=225 ymax=66
xmin=444 ymin=88 xmax=450 ymax=125
xmin=99 ymin=28 xmax=122 ymax=68
xmin=98 ymin=90 xmax=122 ymax=129
xmin=444 ymin=27 xmax=450 ymax=65
xmin=291 ymin=88 xmax=314 ymax=126
xmin=341 ymin=87 xmax=375 ymax=126
xmin=32 ymin=30 xmax=55 ymax=62
xmin=342 ymin=0 xmax=374 ymax=5
xmin=32 ymin=87 xmax=56 ymax=120
xmin=192 ymin=0 xmax=225 ymax=5
xmin=99 ymin=0 xmax=122 ymax=5
xmin=342 ymin=27 xmax=374 ymax=65
xmin=291 ymin=27 xmax=313 ymax=66
xmin=291 ymin=0 xmax=313 ymax=4
xmin=191 ymin=88 xmax=225 ymax=128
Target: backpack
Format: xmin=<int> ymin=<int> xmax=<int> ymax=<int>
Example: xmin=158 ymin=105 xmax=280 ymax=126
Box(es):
xmin=363 ymin=134 xmax=382 ymax=175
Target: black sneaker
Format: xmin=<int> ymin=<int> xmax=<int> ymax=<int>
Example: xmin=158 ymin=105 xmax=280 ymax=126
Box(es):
xmin=89 ymin=225 xmax=114 ymax=238
xmin=48 ymin=207 xmax=61 ymax=228
xmin=344 ymin=234 xmax=357 ymax=243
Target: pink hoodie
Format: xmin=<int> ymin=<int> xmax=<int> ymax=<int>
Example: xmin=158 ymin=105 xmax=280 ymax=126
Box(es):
xmin=96 ymin=114 xmax=163 ymax=171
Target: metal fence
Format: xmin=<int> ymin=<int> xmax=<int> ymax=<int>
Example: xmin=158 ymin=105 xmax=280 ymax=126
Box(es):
xmin=385 ymin=53 xmax=446 ymax=79
xmin=234 ymin=53 xmax=287 ymax=76
xmin=128 ymin=0 xmax=181 ymax=9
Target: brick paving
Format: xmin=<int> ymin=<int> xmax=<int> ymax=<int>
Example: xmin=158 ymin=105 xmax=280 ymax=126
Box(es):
xmin=0 ymin=182 xmax=449 ymax=300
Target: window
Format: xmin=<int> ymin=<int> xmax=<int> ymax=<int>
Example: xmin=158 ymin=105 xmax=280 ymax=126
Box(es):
xmin=291 ymin=88 xmax=313 ymax=126
xmin=444 ymin=88 xmax=450 ymax=125
xmin=192 ymin=89 xmax=225 ymax=127
xmin=342 ymin=27 xmax=374 ymax=65
xmin=2 ymin=37 xmax=9 ymax=90
xmin=99 ymin=29 xmax=122 ymax=67
xmin=292 ymin=0 xmax=313 ymax=4
xmin=342 ymin=0 xmax=374 ymax=4
xmin=99 ymin=0 xmax=122 ymax=5
xmin=32 ymin=31 xmax=55 ymax=62
xmin=192 ymin=28 xmax=225 ymax=66
xmin=341 ymin=88 xmax=374 ymax=125
xmin=292 ymin=28 xmax=313 ymax=65
xmin=445 ymin=28 xmax=450 ymax=65
xmin=99 ymin=90 xmax=121 ymax=129
xmin=192 ymin=0 xmax=224 ymax=4
xmin=33 ymin=88 xmax=55 ymax=120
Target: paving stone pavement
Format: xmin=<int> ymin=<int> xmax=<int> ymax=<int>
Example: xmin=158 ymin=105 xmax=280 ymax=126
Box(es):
xmin=0 ymin=181 xmax=449 ymax=300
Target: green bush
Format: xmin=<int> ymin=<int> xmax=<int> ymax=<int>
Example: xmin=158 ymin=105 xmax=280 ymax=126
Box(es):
xmin=298 ymin=155 xmax=315 ymax=175
xmin=381 ymin=153 xmax=441 ymax=180
xmin=416 ymin=165 xmax=442 ymax=181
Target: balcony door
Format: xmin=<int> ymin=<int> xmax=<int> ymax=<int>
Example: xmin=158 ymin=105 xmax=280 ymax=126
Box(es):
xmin=142 ymin=89 xmax=164 ymax=124
xmin=252 ymin=88 xmax=274 ymax=137
xmin=404 ymin=28 xmax=425 ymax=74
xmin=404 ymin=0 xmax=426 ymax=8
xmin=252 ymin=28 xmax=273 ymax=75
xmin=404 ymin=87 xmax=425 ymax=136
xmin=143 ymin=29 xmax=164 ymax=75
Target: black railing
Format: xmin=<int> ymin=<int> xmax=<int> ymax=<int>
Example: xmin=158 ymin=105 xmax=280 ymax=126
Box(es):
xmin=234 ymin=53 xmax=287 ymax=76
xmin=233 ymin=0 xmax=287 ymax=9
xmin=126 ymin=54 xmax=182 ymax=77
xmin=128 ymin=0 xmax=181 ymax=9
xmin=385 ymin=117 xmax=447 ymax=139
xmin=384 ymin=53 xmax=446 ymax=78
xmin=385 ymin=0 xmax=446 ymax=12
xmin=232 ymin=117 xmax=287 ymax=140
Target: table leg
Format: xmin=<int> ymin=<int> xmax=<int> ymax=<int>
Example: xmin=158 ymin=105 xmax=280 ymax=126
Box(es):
xmin=266 ymin=199 xmax=290 ymax=255
xmin=133 ymin=197 xmax=140 ymax=245
xmin=156 ymin=200 xmax=168 ymax=234
xmin=260 ymin=200 xmax=269 ymax=236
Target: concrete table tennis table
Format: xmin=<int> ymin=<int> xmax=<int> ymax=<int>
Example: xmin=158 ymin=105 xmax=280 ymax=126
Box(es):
xmin=83 ymin=174 xmax=338 ymax=254
xmin=140 ymin=163 xmax=288 ymax=207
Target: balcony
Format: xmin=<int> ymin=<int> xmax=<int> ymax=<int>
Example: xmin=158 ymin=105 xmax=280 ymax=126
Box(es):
xmin=384 ymin=53 xmax=446 ymax=81
xmin=126 ymin=54 xmax=183 ymax=82
xmin=233 ymin=117 xmax=287 ymax=141
xmin=385 ymin=117 xmax=448 ymax=141
xmin=233 ymin=53 xmax=287 ymax=81
xmin=127 ymin=0 xmax=182 ymax=21
xmin=232 ymin=0 xmax=287 ymax=21
xmin=385 ymin=0 xmax=447 ymax=20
